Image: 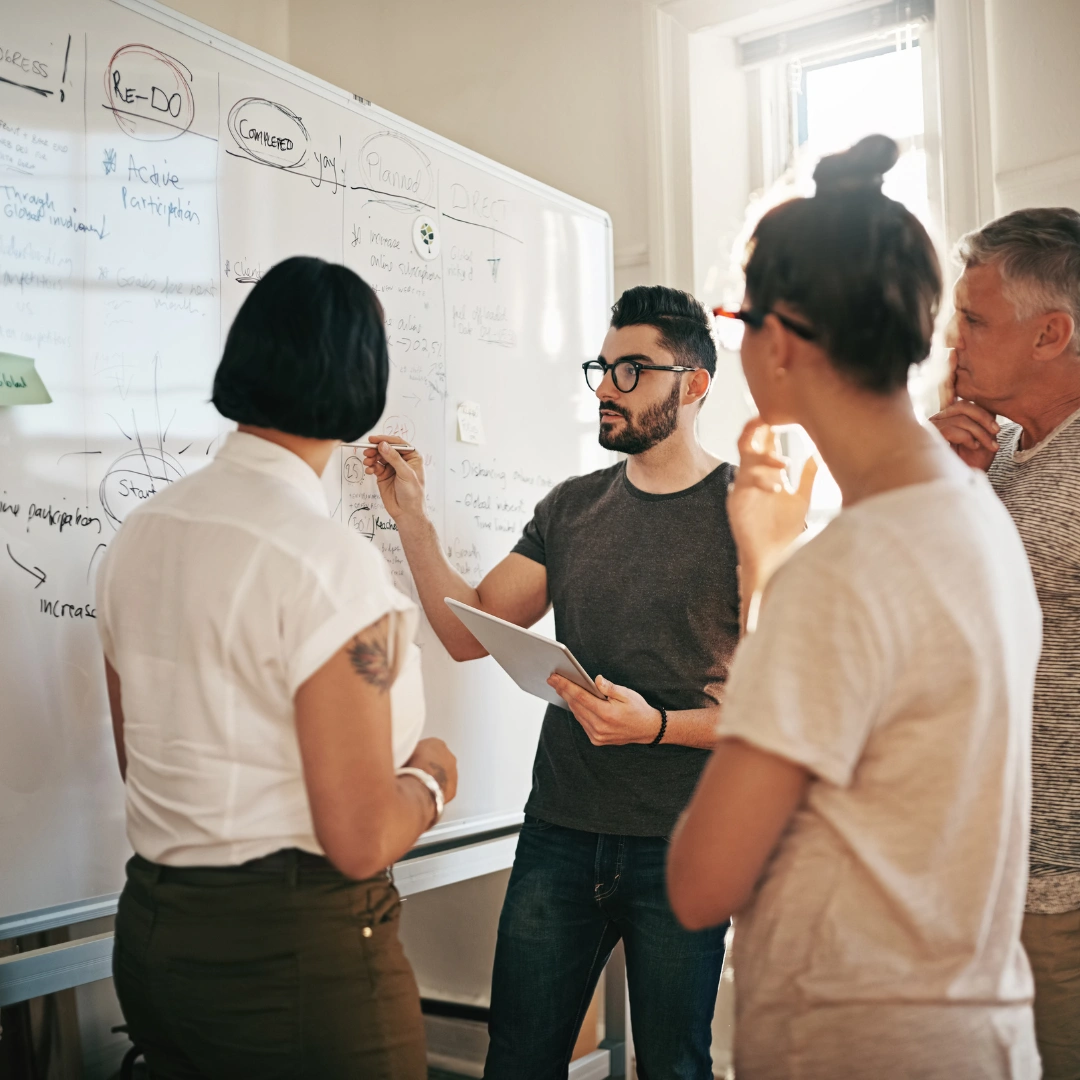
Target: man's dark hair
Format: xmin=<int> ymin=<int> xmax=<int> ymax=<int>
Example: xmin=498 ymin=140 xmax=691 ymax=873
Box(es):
xmin=745 ymin=134 xmax=942 ymax=394
xmin=610 ymin=285 xmax=717 ymax=377
xmin=212 ymin=256 xmax=388 ymax=441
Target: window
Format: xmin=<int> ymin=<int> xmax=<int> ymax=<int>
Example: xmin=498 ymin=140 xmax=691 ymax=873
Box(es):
xmin=795 ymin=30 xmax=929 ymax=227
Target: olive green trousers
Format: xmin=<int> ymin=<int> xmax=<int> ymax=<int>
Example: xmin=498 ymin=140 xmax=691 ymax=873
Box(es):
xmin=1023 ymin=908 xmax=1080 ymax=1080
xmin=113 ymin=851 xmax=427 ymax=1080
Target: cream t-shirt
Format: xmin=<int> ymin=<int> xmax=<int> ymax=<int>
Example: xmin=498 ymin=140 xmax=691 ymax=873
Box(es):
xmin=717 ymin=470 xmax=1042 ymax=1080
xmin=96 ymin=432 xmax=424 ymax=867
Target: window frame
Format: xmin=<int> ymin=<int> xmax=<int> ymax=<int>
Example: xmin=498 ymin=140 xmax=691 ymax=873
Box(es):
xmin=748 ymin=15 xmax=942 ymax=230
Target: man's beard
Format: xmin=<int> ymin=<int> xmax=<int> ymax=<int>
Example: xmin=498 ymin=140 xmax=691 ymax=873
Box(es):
xmin=598 ymin=379 xmax=682 ymax=454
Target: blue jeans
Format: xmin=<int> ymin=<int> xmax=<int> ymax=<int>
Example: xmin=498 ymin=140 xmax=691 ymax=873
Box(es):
xmin=484 ymin=815 xmax=728 ymax=1080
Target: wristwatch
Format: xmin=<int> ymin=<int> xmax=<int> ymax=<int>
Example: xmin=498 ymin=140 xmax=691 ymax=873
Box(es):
xmin=397 ymin=766 xmax=445 ymax=824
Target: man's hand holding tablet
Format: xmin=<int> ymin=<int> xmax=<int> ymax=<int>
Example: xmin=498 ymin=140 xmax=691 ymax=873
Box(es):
xmin=445 ymin=599 xmax=668 ymax=747
xmin=546 ymin=672 xmax=669 ymax=747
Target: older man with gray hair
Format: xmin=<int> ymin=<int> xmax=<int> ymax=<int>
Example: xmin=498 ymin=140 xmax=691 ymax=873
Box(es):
xmin=931 ymin=206 xmax=1080 ymax=1080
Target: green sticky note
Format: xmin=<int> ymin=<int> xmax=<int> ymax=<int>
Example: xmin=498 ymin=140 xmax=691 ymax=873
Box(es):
xmin=0 ymin=354 xmax=51 ymax=405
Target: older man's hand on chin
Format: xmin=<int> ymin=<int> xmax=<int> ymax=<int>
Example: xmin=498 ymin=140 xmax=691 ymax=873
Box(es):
xmin=928 ymin=352 xmax=1000 ymax=471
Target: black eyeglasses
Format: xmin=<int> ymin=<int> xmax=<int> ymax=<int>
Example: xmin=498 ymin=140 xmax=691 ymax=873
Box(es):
xmin=582 ymin=358 xmax=698 ymax=393
xmin=713 ymin=307 xmax=817 ymax=341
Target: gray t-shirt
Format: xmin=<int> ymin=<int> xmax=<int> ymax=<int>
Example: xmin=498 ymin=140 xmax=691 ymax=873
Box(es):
xmin=988 ymin=404 xmax=1080 ymax=914
xmin=512 ymin=460 xmax=739 ymax=836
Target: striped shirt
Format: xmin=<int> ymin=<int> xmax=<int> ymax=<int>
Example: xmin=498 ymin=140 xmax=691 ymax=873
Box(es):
xmin=989 ymin=404 xmax=1080 ymax=914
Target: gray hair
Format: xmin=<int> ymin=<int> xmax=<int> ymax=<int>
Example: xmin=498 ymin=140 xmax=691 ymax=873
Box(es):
xmin=956 ymin=207 xmax=1080 ymax=353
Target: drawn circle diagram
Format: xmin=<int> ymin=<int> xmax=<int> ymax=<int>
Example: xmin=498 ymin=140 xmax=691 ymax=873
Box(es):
xmin=360 ymin=130 xmax=434 ymax=205
xmin=343 ymin=455 xmax=364 ymax=484
xmin=412 ymin=215 xmax=440 ymax=261
xmin=227 ymin=97 xmax=310 ymax=170
xmin=347 ymin=507 xmax=376 ymax=541
xmin=381 ymin=415 xmax=417 ymax=445
xmin=104 ymin=45 xmax=195 ymax=141
xmin=99 ymin=447 xmax=185 ymax=530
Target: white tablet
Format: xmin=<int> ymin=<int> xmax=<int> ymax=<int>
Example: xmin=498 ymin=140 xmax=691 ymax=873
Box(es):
xmin=444 ymin=598 xmax=608 ymax=710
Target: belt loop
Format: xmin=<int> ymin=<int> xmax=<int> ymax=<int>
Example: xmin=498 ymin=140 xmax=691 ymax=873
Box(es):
xmin=286 ymin=848 xmax=299 ymax=888
xmin=148 ymin=860 xmax=165 ymax=886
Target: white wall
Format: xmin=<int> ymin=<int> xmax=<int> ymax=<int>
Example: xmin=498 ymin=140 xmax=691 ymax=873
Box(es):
xmin=168 ymin=0 xmax=656 ymax=297
xmin=685 ymin=23 xmax=754 ymax=462
xmin=986 ymin=0 xmax=1080 ymax=212
xmin=397 ymin=869 xmax=509 ymax=1006
xmin=291 ymin=0 xmax=654 ymax=296
xmin=168 ymin=0 xmax=290 ymax=60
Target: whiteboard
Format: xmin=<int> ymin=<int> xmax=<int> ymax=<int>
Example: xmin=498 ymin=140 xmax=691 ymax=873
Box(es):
xmin=0 ymin=0 xmax=613 ymax=921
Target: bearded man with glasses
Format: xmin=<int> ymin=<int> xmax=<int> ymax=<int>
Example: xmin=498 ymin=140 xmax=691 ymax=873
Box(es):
xmin=363 ymin=285 xmax=744 ymax=1080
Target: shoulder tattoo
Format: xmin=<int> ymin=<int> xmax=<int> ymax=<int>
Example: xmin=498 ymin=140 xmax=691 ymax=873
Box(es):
xmin=346 ymin=625 xmax=393 ymax=692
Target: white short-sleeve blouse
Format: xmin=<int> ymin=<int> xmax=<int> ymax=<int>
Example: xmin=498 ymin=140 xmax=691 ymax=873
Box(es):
xmin=96 ymin=431 xmax=425 ymax=867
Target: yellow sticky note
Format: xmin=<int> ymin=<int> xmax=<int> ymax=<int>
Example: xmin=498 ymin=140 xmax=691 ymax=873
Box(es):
xmin=0 ymin=354 xmax=51 ymax=405
xmin=456 ymin=401 xmax=485 ymax=445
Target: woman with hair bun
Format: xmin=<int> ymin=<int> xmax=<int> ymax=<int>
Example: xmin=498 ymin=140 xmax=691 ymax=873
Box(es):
xmin=668 ymin=137 xmax=1042 ymax=1078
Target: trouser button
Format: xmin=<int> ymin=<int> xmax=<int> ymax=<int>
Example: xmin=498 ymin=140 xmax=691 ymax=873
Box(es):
xmin=362 ymin=926 xmax=373 ymax=938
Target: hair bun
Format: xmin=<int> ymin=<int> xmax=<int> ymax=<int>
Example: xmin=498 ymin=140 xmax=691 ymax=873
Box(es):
xmin=813 ymin=134 xmax=899 ymax=195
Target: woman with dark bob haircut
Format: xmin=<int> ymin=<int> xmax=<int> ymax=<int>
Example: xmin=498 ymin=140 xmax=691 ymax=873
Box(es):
xmin=95 ymin=256 xmax=456 ymax=1078
xmin=669 ymin=137 xmax=1042 ymax=1077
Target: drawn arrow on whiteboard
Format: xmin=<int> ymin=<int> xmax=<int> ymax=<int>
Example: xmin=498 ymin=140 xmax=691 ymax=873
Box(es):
xmin=7 ymin=544 xmax=46 ymax=588
xmin=403 ymin=393 xmax=421 ymax=407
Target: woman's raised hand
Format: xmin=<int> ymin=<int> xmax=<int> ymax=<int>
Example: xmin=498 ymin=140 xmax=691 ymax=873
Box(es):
xmin=728 ymin=418 xmax=818 ymax=593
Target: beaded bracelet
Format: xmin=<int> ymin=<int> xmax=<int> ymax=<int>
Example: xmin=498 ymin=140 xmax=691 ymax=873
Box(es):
xmin=649 ymin=704 xmax=668 ymax=747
